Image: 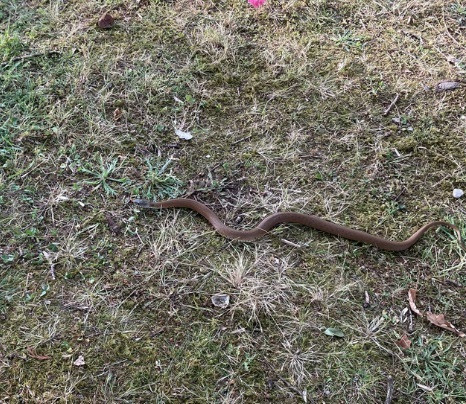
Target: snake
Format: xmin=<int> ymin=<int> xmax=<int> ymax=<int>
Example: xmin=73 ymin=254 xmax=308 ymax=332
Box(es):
xmin=132 ymin=198 xmax=465 ymax=252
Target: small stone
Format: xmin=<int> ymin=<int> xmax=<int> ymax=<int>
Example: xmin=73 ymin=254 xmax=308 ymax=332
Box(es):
xmin=211 ymin=294 xmax=230 ymax=308
xmin=175 ymin=129 xmax=192 ymax=140
xmin=98 ymin=13 xmax=114 ymax=29
xmin=73 ymin=355 xmax=85 ymax=366
xmin=435 ymin=81 xmax=460 ymax=92
xmin=453 ymin=189 xmax=464 ymax=198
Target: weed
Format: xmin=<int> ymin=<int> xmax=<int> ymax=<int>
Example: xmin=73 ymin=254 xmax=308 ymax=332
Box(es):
xmin=333 ymin=30 xmax=368 ymax=51
xmin=79 ymin=154 xmax=127 ymax=196
xmin=451 ymin=2 xmax=466 ymax=17
xmin=0 ymin=28 xmax=23 ymax=62
xmin=405 ymin=338 xmax=466 ymax=402
xmin=139 ymin=158 xmax=184 ymax=200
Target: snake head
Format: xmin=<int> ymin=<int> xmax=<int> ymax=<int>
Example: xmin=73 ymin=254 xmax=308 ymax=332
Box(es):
xmin=132 ymin=198 xmax=152 ymax=208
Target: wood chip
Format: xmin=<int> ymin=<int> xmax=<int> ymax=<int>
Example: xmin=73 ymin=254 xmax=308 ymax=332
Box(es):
xmin=281 ymin=238 xmax=301 ymax=248
xmin=363 ymin=290 xmax=370 ymax=308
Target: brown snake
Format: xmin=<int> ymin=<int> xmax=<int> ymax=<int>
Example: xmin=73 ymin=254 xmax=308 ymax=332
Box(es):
xmin=132 ymin=198 xmax=465 ymax=252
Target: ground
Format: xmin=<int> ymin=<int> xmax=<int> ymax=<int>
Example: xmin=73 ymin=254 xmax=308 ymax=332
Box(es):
xmin=1 ymin=0 xmax=465 ymax=402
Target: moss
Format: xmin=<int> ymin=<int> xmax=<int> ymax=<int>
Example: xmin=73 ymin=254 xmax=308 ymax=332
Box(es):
xmin=394 ymin=136 xmax=418 ymax=152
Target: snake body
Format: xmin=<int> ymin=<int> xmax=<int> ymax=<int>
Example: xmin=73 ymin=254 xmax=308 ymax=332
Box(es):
xmin=132 ymin=198 xmax=464 ymax=252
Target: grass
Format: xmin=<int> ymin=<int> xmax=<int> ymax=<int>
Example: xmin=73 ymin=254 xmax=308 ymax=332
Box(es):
xmin=0 ymin=0 xmax=465 ymax=402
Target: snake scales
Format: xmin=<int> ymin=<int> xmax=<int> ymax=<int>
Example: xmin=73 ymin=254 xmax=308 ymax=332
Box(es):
xmin=132 ymin=198 xmax=465 ymax=252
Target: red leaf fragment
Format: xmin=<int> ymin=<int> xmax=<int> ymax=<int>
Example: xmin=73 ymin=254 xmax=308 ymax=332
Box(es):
xmin=396 ymin=334 xmax=411 ymax=349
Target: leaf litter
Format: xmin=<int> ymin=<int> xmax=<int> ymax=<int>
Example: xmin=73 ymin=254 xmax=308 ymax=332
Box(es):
xmin=407 ymin=289 xmax=464 ymax=338
xmin=396 ymin=334 xmax=411 ymax=349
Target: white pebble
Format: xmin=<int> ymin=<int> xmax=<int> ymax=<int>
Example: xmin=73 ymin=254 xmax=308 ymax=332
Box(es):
xmin=453 ymin=189 xmax=464 ymax=198
xmin=175 ymin=129 xmax=192 ymax=140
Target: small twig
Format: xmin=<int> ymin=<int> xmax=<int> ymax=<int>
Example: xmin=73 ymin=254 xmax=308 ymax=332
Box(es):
xmin=363 ymin=290 xmax=370 ymax=308
xmin=385 ymin=376 xmax=394 ymax=404
xmin=408 ymin=309 xmax=414 ymax=333
xmin=281 ymin=238 xmax=301 ymax=248
xmin=383 ymin=93 xmax=400 ymax=116
xmin=233 ymin=134 xmax=252 ymax=145
xmin=432 ymin=277 xmax=463 ymax=288
xmin=49 ymin=263 xmax=56 ymax=281
xmin=27 ymin=347 xmax=51 ymax=361
xmin=393 ymin=187 xmax=406 ymax=202
xmin=7 ymin=50 xmax=61 ymax=65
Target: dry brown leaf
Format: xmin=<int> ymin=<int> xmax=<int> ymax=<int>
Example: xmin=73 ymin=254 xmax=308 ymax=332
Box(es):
xmin=426 ymin=312 xmax=465 ymax=338
xmin=408 ymin=288 xmax=423 ymax=316
xmin=113 ymin=107 xmax=122 ymax=121
xmin=396 ymin=334 xmax=411 ymax=349
xmin=27 ymin=347 xmax=51 ymax=360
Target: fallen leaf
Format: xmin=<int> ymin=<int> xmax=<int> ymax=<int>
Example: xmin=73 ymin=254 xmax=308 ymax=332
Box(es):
xmin=73 ymin=355 xmax=86 ymax=366
xmin=175 ymin=129 xmax=192 ymax=140
xmin=408 ymin=288 xmax=423 ymax=316
xmin=27 ymin=347 xmax=51 ymax=360
xmin=113 ymin=107 xmax=122 ymax=121
xmin=324 ymin=328 xmax=344 ymax=338
xmin=426 ymin=312 xmax=465 ymax=338
xmin=396 ymin=334 xmax=411 ymax=349
xmin=211 ymin=293 xmax=230 ymax=308
xmin=98 ymin=13 xmax=114 ymax=29
xmin=435 ymin=81 xmax=460 ymax=92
